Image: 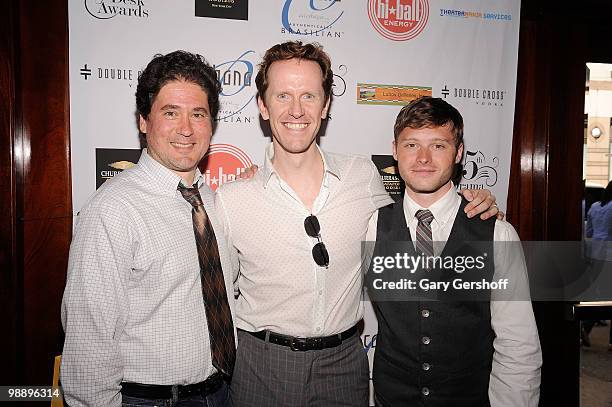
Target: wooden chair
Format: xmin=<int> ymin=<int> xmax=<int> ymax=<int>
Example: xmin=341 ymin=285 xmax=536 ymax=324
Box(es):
xmin=51 ymin=355 xmax=64 ymax=407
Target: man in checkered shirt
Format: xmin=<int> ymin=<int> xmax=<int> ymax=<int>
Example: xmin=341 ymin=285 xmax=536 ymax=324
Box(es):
xmin=60 ymin=50 xmax=236 ymax=407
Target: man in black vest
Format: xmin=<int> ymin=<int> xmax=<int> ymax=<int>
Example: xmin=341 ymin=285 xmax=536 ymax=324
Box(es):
xmin=368 ymin=97 xmax=542 ymax=406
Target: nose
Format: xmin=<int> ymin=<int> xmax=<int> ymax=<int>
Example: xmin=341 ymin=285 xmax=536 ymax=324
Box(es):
xmin=177 ymin=114 xmax=194 ymax=137
xmin=416 ymin=147 xmax=431 ymax=164
xmin=289 ymin=98 xmax=304 ymax=118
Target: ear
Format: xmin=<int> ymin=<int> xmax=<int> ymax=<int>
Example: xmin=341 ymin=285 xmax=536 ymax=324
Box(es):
xmin=138 ymin=115 xmax=148 ymax=134
xmin=321 ymin=97 xmax=331 ymax=119
xmin=455 ymin=142 xmax=464 ymax=164
xmin=392 ymin=140 xmax=398 ymax=161
xmin=257 ymin=96 xmax=270 ymax=120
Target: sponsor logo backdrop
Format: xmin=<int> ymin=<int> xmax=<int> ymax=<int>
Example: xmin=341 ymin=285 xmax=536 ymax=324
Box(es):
xmin=69 ymin=0 xmax=520 ymax=402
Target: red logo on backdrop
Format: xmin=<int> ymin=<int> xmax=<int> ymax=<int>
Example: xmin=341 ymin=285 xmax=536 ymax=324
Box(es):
xmin=200 ymin=144 xmax=253 ymax=192
xmin=368 ymin=0 xmax=429 ymax=41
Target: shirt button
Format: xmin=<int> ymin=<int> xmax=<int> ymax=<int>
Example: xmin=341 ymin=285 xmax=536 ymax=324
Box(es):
xmin=316 ymin=327 xmax=321 ymax=332
xmin=422 ymin=387 xmax=430 ymax=396
xmin=421 ymin=309 xmax=430 ymax=318
xmin=318 ymin=290 xmax=323 ymax=295
xmin=422 ymin=336 xmax=431 ymax=345
xmin=422 ymin=362 xmax=431 ymax=371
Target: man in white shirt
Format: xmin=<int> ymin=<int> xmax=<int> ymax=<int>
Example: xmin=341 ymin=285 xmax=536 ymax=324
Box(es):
xmin=61 ymin=51 xmax=236 ymax=407
xmin=216 ymin=41 xmax=500 ymax=406
xmin=368 ymin=96 xmax=542 ymax=406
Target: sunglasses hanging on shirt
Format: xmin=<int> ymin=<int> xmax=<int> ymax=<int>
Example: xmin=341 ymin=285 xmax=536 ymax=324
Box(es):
xmin=304 ymin=215 xmax=330 ymax=268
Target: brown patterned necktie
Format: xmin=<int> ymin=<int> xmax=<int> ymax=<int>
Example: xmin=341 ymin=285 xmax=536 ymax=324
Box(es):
xmin=415 ymin=209 xmax=435 ymax=258
xmin=178 ymin=183 xmax=235 ymax=377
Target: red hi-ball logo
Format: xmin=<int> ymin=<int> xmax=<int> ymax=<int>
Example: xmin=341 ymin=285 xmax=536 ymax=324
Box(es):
xmin=199 ymin=144 xmax=253 ymax=192
xmin=368 ymin=0 xmax=429 ymax=41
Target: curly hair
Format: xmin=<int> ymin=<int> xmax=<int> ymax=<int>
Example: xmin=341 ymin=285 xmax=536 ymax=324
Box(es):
xmin=136 ymin=50 xmax=221 ymax=121
xmin=394 ymin=96 xmax=464 ymax=148
xmin=255 ymin=41 xmax=333 ymax=103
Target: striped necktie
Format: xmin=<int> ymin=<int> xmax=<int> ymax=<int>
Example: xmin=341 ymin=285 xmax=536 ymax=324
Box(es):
xmin=415 ymin=209 xmax=435 ymax=258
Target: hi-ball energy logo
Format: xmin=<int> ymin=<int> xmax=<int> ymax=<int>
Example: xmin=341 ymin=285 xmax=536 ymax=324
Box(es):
xmin=199 ymin=144 xmax=253 ymax=192
xmin=215 ymin=50 xmax=257 ymax=124
xmin=281 ymin=0 xmax=345 ymax=39
xmin=85 ymin=0 xmax=149 ymax=19
xmin=368 ymin=0 xmax=429 ymax=41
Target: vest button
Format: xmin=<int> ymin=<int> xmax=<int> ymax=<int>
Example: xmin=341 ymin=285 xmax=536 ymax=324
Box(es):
xmin=422 ymin=387 xmax=430 ymax=396
xmin=422 ymin=362 xmax=431 ymax=371
xmin=422 ymin=336 xmax=431 ymax=345
xmin=421 ymin=309 xmax=430 ymax=318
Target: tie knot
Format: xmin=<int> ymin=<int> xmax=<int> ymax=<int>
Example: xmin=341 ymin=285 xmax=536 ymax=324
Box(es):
xmin=178 ymin=183 xmax=204 ymax=208
xmin=415 ymin=209 xmax=434 ymax=225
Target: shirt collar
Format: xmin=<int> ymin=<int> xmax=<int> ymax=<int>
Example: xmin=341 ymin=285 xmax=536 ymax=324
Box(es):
xmin=403 ymin=183 xmax=461 ymax=227
xmin=138 ymin=148 xmax=204 ymax=192
xmin=261 ymin=143 xmax=341 ymax=188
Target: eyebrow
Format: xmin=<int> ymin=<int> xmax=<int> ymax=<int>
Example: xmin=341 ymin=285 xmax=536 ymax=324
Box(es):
xmin=160 ymin=104 xmax=209 ymax=113
xmin=401 ymin=137 xmax=453 ymax=144
xmin=403 ymin=137 xmax=451 ymax=140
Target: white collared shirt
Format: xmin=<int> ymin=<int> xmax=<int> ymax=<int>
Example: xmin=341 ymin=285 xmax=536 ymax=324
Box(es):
xmin=216 ymin=143 xmax=394 ymax=337
xmin=367 ymin=185 xmax=542 ymax=407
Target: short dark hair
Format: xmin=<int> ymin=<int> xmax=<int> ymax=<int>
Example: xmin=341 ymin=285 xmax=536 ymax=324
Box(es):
xmin=394 ymin=96 xmax=464 ymax=148
xmin=255 ymin=41 xmax=333 ymax=104
xmin=602 ymin=181 xmax=612 ymax=206
xmin=136 ymin=50 xmax=221 ymax=121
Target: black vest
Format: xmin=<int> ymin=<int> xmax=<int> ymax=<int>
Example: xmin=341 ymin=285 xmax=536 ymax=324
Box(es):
xmin=371 ymin=198 xmax=496 ymax=407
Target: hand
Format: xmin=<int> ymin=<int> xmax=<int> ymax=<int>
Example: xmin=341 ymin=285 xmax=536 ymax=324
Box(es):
xmin=460 ymin=189 xmax=504 ymax=220
xmin=236 ymin=164 xmax=259 ymax=180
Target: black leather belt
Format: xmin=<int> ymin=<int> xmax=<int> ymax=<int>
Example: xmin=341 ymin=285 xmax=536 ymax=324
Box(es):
xmin=241 ymin=325 xmax=358 ymax=351
xmin=121 ymin=372 xmax=224 ymax=400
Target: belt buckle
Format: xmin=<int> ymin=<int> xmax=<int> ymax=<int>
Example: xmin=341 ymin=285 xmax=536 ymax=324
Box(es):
xmin=290 ymin=337 xmax=301 ymax=351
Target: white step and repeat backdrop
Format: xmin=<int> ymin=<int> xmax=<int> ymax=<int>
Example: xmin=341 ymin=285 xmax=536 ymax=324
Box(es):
xmin=69 ymin=0 xmax=520 ymax=398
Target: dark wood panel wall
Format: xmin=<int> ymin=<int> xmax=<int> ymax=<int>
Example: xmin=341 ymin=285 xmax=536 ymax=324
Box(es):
xmin=0 ymin=0 xmax=20 ymax=386
xmin=508 ymin=1 xmax=612 ymax=405
xmin=20 ymin=0 xmax=72 ymax=385
xmin=509 ymin=14 xmax=586 ymax=240
xmin=2 ymin=0 xmax=72 ymax=385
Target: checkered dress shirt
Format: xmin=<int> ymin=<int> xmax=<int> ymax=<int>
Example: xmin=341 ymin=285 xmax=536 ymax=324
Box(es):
xmin=61 ymin=149 xmax=237 ymax=407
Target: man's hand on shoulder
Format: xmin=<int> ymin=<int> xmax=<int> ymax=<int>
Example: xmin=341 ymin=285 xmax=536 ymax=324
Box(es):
xmin=230 ymin=164 xmax=259 ymax=182
xmin=460 ymin=188 xmax=505 ymax=220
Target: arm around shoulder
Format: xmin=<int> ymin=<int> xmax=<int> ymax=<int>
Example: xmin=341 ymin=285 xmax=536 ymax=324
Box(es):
xmin=365 ymin=158 xmax=394 ymax=209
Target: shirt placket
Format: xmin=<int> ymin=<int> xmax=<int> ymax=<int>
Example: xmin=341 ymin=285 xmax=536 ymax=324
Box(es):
xmin=276 ymin=172 xmax=330 ymax=336
xmin=310 ymin=176 xmax=330 ymax=335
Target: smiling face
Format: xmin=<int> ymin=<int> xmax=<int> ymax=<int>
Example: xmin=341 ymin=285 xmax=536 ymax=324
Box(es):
xmin=139 ymin=79 xmax=212 ymax=185
xmin=257 ymin=58 xmax=330 ymax=156
xmin=393 ymin=124 xmax=463 ymax=207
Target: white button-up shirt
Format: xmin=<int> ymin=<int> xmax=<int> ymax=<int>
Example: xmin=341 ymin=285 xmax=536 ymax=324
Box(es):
xmin=367 ymin=185 xmax=542 ymax=407
xmin=216 ymin=144 xmax=394 ymax=337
